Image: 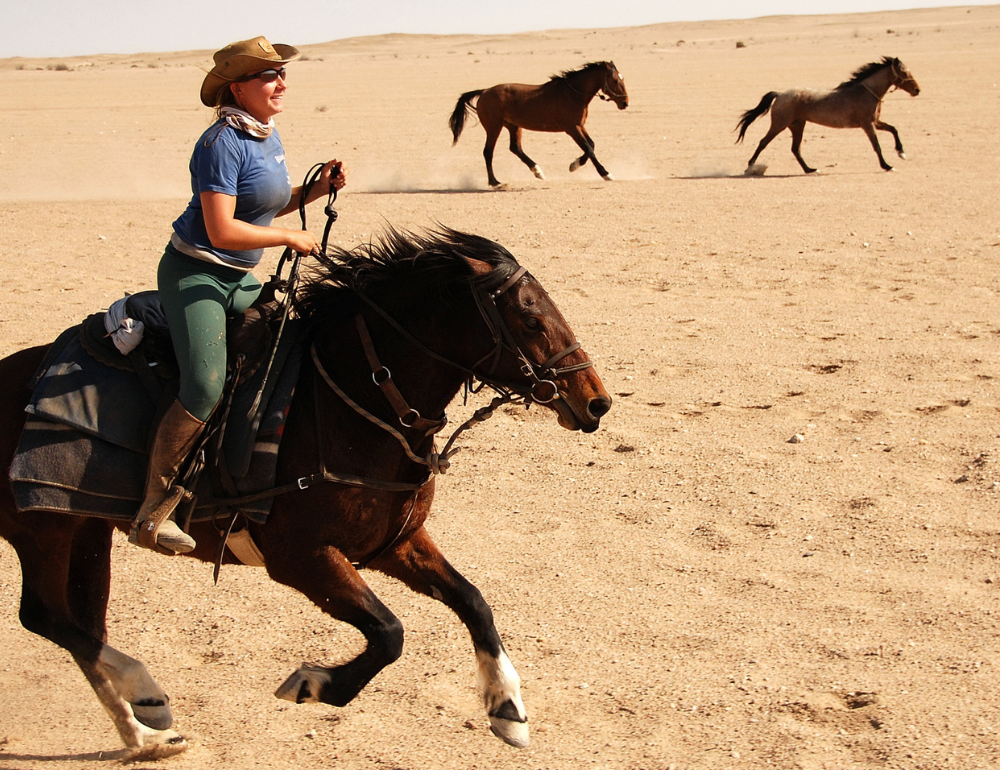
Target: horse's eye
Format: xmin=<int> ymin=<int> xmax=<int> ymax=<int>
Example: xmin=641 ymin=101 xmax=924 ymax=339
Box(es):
xmin=524 ymin=316 xmax=541 ymax=330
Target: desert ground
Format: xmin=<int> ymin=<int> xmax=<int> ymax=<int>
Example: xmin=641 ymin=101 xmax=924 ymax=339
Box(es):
xmin=2 ymin=5 xmax=999 ymax=769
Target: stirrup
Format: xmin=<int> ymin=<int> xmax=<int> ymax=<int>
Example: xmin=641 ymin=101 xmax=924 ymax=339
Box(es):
xmin=129 ymin=485 xmax=195 ymax=554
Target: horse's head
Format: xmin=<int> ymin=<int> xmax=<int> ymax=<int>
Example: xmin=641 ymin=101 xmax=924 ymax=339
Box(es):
xmin=891 ymin=58 xmax=920 ymax=96
xmin=602 ymin=62 xmax=629 ymax=110
xmin=465 ymin=257 xmax=612 ymax=434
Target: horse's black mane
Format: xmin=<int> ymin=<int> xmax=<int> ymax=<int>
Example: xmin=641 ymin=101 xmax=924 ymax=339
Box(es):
xmin=836 ymin=56 xmax=899 ymax=90
xmin=293 ymin=227 xmax=521 ymax=326
xmin=550 ymin=61 xmax=612 ymax=83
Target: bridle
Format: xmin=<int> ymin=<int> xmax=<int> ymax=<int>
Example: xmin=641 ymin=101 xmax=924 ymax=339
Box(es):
xmin=890 ymin=60 xmax=918 ymax=94
xmin=312 ymin=264 xmax=593 ymax=475
xmin=863 ymin=60 xmax=916 ymax=102
xmin=565 ymin=64 xmax=626 ymax=105
xmin=597 ymin=69 xmax=626 ymax=104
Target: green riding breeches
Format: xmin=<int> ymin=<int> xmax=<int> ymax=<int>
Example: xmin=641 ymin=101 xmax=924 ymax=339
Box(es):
xmin=157 ymin=245 xmax=262 ymax=421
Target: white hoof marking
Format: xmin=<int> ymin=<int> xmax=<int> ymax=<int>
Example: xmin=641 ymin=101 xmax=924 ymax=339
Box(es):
xmin=476 ymin=647 xmax=528 ymax=746
xmin=490 ymin=716 xmax=530 ymax=747
xmin=531 ymin=165 xmax=545 ymax=180
xmin=569 ymin=159 xmax=582 ymax=173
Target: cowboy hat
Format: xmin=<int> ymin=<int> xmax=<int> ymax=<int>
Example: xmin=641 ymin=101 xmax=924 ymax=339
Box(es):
xmin=200 ymin=36 xmax=300 ymax=107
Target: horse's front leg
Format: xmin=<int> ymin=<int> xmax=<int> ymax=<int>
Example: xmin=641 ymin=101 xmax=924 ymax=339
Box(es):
xmin=862 ymin=122 xmax=893 ymax=171
xmin=567 ymin=125 xmax=611 ymax=180
xmin=875 ymin=119 xmax=906 ymax=159
xmin=267 ymin=545 xmax=404 ymax=707
xmin=372 ymin=526 xmax=529 ymax=748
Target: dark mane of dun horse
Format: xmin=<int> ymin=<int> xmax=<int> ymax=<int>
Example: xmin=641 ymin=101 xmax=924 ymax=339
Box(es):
xmin=449 ymin=61 xmax=629 ymax=187
xmin=0 ymin=228 xmax=612 ymax=755
xmin=735 ymin=56 xmax=920 ymax=174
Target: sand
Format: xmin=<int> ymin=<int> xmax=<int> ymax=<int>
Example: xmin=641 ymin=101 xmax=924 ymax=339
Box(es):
xmin=1 ymin=5 xmax=999 ymax=769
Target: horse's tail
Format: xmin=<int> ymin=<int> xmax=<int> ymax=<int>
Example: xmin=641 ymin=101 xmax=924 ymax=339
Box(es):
xmin=735 ymin=91 xmax=778 ymax=143
xmin=449 ymin=89 xmax=483 ymax=144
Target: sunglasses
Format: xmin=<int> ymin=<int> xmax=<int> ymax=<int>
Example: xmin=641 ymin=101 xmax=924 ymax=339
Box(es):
xmin=237 ymin=67 xmax=287 ymax=84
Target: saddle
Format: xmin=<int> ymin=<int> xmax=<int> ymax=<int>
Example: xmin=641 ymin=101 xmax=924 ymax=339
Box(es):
xmin=75 ymin=289 xmax=277 ymax=396
xmin=10 ymin=286 xmax=304 ymax=527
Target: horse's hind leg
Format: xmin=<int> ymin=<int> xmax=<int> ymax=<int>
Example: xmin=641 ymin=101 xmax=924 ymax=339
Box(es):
xmin=482 ymin=123 xmax=504 ymax=188
xmin=507 ymin=125 xmax=544 ymax=180
xmin=862 ymin=122 xmax=893 ymax=171
xmin=746 ymin=122 xmax=786 ymax=171
xmin=875 ymin=119 xmax=906 ymax=159
xmin=789 ymin=120 xmax=817 ymax=174
xmin=12 ymin=516 xmax=174 ymax=741
xmin=373 ymin=526 xmax=529 ymax=748
xmin=66 ymin=519 xmax=186 ymax=753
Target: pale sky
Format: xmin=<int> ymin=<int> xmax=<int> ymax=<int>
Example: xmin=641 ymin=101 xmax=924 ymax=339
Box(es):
xmin=4 ymin=0 xmax=993 ymax=59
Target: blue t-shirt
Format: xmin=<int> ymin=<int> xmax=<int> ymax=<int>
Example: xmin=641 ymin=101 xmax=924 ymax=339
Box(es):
xmin=172 ymin=122 xmax=292 ymax=269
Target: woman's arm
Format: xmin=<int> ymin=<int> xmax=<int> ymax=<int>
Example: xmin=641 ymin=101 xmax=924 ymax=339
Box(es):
xmin=201 ymin=192 xmax=320 ymax=254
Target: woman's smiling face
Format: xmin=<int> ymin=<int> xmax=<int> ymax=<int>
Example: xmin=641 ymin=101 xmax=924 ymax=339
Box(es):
xmin=231 ymin=67 xmax=287 ymax=122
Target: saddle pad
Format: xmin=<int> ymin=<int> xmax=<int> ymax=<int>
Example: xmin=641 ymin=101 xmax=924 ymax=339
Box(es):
xmin=26 ymin=331 xmax=160 ymax=454
xmin=10 ymin=331 xmax=304 ymax=524
xmin=26 ymin=319 xmax=301 ymax=476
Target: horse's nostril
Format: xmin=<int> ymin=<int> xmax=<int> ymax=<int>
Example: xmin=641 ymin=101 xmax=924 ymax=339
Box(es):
xmin=588 ymin=396 xmax=612 ymax=419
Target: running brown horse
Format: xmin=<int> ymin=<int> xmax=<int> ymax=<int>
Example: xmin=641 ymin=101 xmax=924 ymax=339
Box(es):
xmin=450 ymin=61 xmax=629 ymax=187
xmin=0 ymin=228 xmax=612 ymax=754
xmin=735 ymin=56 xmax=920 ymax=174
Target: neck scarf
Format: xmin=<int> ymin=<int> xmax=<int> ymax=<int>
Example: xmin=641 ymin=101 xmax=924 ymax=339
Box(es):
xmin=219 ymin=106 xmax=274 ymax=139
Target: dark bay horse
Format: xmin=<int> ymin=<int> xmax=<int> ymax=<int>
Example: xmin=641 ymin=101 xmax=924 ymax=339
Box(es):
xmin=0 ymin=229 xmax=612 ymax=754
xmin=735 ymin=56 xmax=920 ymax=174
xmin=449 ymin=61 xmax=629 ymax=187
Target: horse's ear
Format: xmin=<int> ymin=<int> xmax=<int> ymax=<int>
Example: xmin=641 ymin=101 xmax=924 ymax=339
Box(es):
xmin=464 ymin=257 xmax=493 ymax=276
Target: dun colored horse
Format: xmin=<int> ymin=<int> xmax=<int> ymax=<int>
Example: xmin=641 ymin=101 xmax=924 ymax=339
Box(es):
xmin=735 ymin=56 xmax=920 ymax=174
xmin=450 ymin=61 xmax=629 ymax=187
xmin=0 ymin=229 xmax=612 ymax=754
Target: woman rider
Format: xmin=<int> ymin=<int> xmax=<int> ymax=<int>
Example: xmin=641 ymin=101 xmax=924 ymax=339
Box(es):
xmin=130 ymin=36 xmax=347 ymax=553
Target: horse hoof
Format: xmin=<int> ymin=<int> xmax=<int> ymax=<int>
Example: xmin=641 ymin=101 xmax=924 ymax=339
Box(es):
xmin=275 ymin=666 xmax=325 ymax=703
xmin=744 ymin=164 xmax=767 ymax=177
xmin=601 ymin=173 xmax=615 ymax=181
xmin=569 ymin=159 xmax=582 ymax=173
xmin=531 ymin=165 xmax=545 ymax=180
xmin=489 ymin=716 xmax=530 ymax=748
xmin=897 ymin=151 xmax=907 ymax=160
xmin=130 ymin=699 xmax=173 ymax=731
xmin=129 ymin=730 xmax=189 ymax=758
